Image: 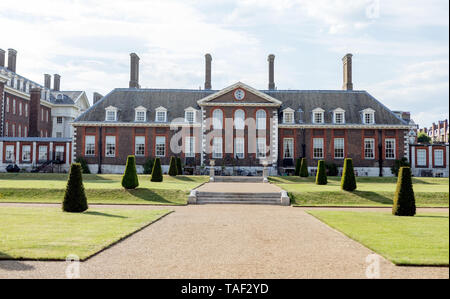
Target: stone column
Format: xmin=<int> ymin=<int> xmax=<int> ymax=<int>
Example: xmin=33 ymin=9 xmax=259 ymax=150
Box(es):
xmin=262 ymin=160 xmax=269 ymax=183
xmin=0 ymin=141 xmax=3 ymax=164
xmin=16 ymin=141 xmax=20 ymax=165
xmin=32 ymin=142 xmax=36 ymax=166
xmin=209 ymin=159 xmax=215 ymax=182
xmin=66 ymin=142 xmax=70 ymax=166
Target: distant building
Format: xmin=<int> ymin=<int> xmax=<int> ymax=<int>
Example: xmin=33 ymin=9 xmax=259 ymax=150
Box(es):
xmin=418 ymin=119 xmax=449 ymax=143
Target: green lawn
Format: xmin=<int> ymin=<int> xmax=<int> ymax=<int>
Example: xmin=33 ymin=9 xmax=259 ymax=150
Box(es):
xmin=0 ymin=206 xmax=171 ymax=260
xmin=307 ymin=210 xmax=449 ymax=266
xmin=270 ymin=176 xmax=449 ymax=207
xmin=0 ymin=174 xmax=208 ymax=205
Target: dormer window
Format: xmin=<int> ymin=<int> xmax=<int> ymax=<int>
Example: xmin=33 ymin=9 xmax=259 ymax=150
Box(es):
xmin=362 ymin=108 xmax=375 ymax=124
xmin=312 ymin=108 xmax=325 ymax=124
xmin=135 ymin=106 xmax=147 ymax=122
xmin=333 ymin=108 xmax=346 ymax=124
xmin=155 ymin=106 xmax=167 ymax=122
xmin=282 ymin=108 xmax=295 ymax=124
xmin=105 ymin=106 xmax=118 ymax=121
xmin=184 ymin=107 xmax=196 ymax=123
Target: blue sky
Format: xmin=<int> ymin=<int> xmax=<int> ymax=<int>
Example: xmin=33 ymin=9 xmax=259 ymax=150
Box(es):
xmin=0 ymin=0 xmax=448 ymax=128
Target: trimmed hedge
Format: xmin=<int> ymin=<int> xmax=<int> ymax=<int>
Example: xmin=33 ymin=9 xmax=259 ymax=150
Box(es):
xmin=300 ymin=158 xmax=309 ymax=177
xmin=143 ymin=158 xmax=154 ymax=175
xmin=151 ymin=158 xmax=163 ymax=182
xmin=391 ymin=157 xmax=410 ymax=177
xmin=392 ymin=167 xmax=416 ymax=216
xmin=294 ymin=158 xmax=301 ymax=176
xmin=341 ymin=158 xmax=357 ymax=191
xmin=168 ymin=157 xmax=178 ymax=176
xmin=75 ymin=157 xmax=90 ymax=174
xmin=121 ymin=155 xmax=139 ymax=189
xmin=176 ymin=157 xmax=183 ymax=175
xmin=62 ymin=163 xmax=88 ymax=213
xmin=315 ymin=160 xmax=327 ymax=185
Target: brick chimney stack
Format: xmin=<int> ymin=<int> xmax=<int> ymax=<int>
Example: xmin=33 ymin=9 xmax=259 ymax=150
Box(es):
xmin=268 ymin=54 xmax=275 ymax=90
xmin=0 ymin=49 xmax=5 ymax=67
xmin=129 ymin=53 xmax=140 ymax=88
xmin=204 ymin=53 xmax=212 ymax=90
xmin=29 ymin=88 xmax=41 ymax=137
xmin=53 ymin=74 xmax=61 ymax=91
xmin=342 ymin=53 xmax=353 ymax=91
xmin=7 ymin=48 xmax=17 ymax=73
xmin=44 ymin=74 xmax=51 ymax=89
xmin=93 ymin=92 xmax=103 ymax=104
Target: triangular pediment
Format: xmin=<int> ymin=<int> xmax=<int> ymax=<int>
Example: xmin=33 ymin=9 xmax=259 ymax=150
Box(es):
xmin=197 ymin=82 xmax=282 ymax=106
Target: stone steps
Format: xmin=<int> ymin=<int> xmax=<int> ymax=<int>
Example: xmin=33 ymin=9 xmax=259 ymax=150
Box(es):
xmin=193 ymin=191 xmax=289 ymax=205
xmin=213 ymin=176 xmax=263 ymax=183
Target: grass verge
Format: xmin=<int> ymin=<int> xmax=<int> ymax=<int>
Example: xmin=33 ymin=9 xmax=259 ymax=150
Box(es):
xmin=307 ymin=210 xmax=449 ymax=266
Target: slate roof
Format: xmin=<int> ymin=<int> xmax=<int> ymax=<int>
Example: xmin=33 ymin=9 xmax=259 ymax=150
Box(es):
xmin=50 ymin=91 xmax=83 ymax=105
xmin=74 ymin=87 xmax=407 ymax=125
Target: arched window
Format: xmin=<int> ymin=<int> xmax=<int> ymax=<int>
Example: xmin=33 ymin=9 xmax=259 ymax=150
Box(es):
xmin=256 ymin=109 xmax=266 ymax=130
xmin=234 ymin=109 xmax=245 ymax=130
xmin=212 ymin=109 xmax=223 ymax=130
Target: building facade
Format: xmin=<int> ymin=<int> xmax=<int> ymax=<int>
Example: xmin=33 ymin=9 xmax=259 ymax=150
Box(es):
xmin=73 ymin=53 xmax=417 ymax=176
xmin=418 ymin=119 xmax=449 ymax=143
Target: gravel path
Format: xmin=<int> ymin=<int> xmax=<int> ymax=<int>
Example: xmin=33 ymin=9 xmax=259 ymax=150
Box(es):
xmin=0 ymin=204 xmax=448 ymax=279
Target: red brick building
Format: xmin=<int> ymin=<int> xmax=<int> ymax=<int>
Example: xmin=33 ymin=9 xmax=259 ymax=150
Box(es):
xmin=73 ymin=53 xmax=416 ymax=176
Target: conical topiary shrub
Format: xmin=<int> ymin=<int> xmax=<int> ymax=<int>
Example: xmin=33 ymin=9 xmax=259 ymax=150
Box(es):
xmin=151 ymin=158 xmax=163 ymax=182
xmin=341 ymin=158 xmax=357 ymax=191
xmin=300 ymin=158 xmax=309 ymax=177
xmin=121 ymin=155 xmax=139 ymax=189
xmin=294 ymin=158 xmax=301 ymax=176
xmin=62 ymin=163 xmax=88 ymax=213
xmin=392 ymin=167 xmax=416 ymax=216
xmin=315 ymin=160 xmax=327 ymax=185
xmin=176 ymin=157 xmax=183 ymax=175
xmin=168 ymin=157 xmax=177 ymax=176
xmin=143 ymin=158 xmax=154 ymax=175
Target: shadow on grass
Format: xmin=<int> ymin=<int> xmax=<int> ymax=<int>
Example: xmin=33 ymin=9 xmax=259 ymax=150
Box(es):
xmin=124 ymin=188 xmax=183 ymax=204
xmin=415 ymin=215 xmax=449 ymax=219
xmin=0 ymin=252 xmax=35 ymax=271
xmin=169 ymin=176 xmax=196 ymax=182
xmin=83 ymin=211 xmax=128 ymax=218
xmin=351 ymin=190 xmax=393 ymax=205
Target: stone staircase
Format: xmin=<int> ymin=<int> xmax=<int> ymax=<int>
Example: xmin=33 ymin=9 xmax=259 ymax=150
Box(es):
xmin=189 ymin=188 xmax=290 ymax=206
xmin=213 ymin=176 xmax=263 ymax=183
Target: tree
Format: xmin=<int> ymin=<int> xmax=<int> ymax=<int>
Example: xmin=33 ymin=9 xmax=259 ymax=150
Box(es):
xmin=143 ymin=158 xmax=154 ymax=175
xmin=151 ymin=158 xmax=163 ymax=182
xmin=417 ymin=132 xmax=431 ymax=144
xmin=62 ymin=163 xmax=88 ymax=213
xmin=392 ymin=167 xmax=416 ymax=216
xmin=315 ymin=160 xmax=327 ymax=185
xmin=168 ymin=157 xmax=177 ymax=176
xmin=300 ymin=158 xmax=309 ymax=177
xmin=176 ymin=157 xmax=183 ymax=175
xmin=75 ymin=157 xmax=90 ymax=174
xmin=294 ymin=158 xmax=301 ymax=176
xmin=121 ymin=155 xmax=139 ymax=189
xmin=391 ymin=157 xmax=411 ymax=177
xmin=341 ymin=158 xmax=357 ymax=191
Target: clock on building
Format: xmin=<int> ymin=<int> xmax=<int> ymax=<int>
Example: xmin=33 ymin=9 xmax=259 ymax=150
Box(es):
xmin=234 ymin=88 xmax=246 ymax=101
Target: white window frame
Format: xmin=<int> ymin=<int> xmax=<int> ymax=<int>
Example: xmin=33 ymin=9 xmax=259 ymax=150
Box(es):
xmin=185 ymin=136 xmax=195 ymax=158
xmin=362 ymin=108 xmax=375 ymax=124
xmin=13 ymin=99 xmax=16 ymax=115
xmin=283 ymin=108 xmax=295 ymax=124
xmin=6 ymin=97 xmax=9 ymax=113
xmin=11 ymin=124 xmax=15 ymax=137
xmin=283 ymin=138 xmax=294 ymax=159
xmin=22 ymin=145 xmax=31 ymax=162
xmin=385 ymin=138 xmax=396 ymax=160
xmin=5 ymin=145 xmax=15 ymax=162
xmin=56 ymin=117 xmax=63 ymax=124
xmin=364 ymin=138 xmax=375 ymax=160
xmin=313 ymin=138 xmax=324 ymax=159
xmin=417 ymin=149 xmax=427 ymax=166
xmin=312 ymin=108 xmax=325 ymax=124
xmin=18 ymin=125 xmax=21 ymax=137
xmin=55 ymin=146 xmax=65 ymax=161
xmin=19 ymin=102 xmax=22 ymax=116
xmin=334 ymin=138 xmax=345 ymax=159
xmin=155 ymin=107 xmax=167 ymax=123
xmin=105 ymin=106 xmax=118 ymax=121
xmin=38 ymin=146 xmax=48 ymax=161
xmin=24 ymin=126 xmax=27 ymax=137
xmin=434 ymin=149 xmax=444 ymax=166
xmin=212 ymin=109 xmax=223 ymax=130
xmin=155 ymin=136 xmax=166 ymax=157
xmin=256 ymin=109 xmax=266 ymax=130
xmin=25 ymin=104 xmax=28 ymax=117
xmin=135 ymin=106 xmax=147 ymax=122
xmin=212 ymin=137 xmax=223 ymax=159
xmin=135 ymin=136 xmax=145 ymax=156
xmin=256 ymin=137 xmax=267 ymax=159
xmin=234 ymin=109 xmax=245 ymax=130
xmin=105 ymin=136 xmax=116 ymax=157
xmin=234 ymin=137 xmax=244 ymax=159
xmin=333 ymin=108 xmax=346 ymax=124
xmin=184 ymin=107 xmax=196 ymax=123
